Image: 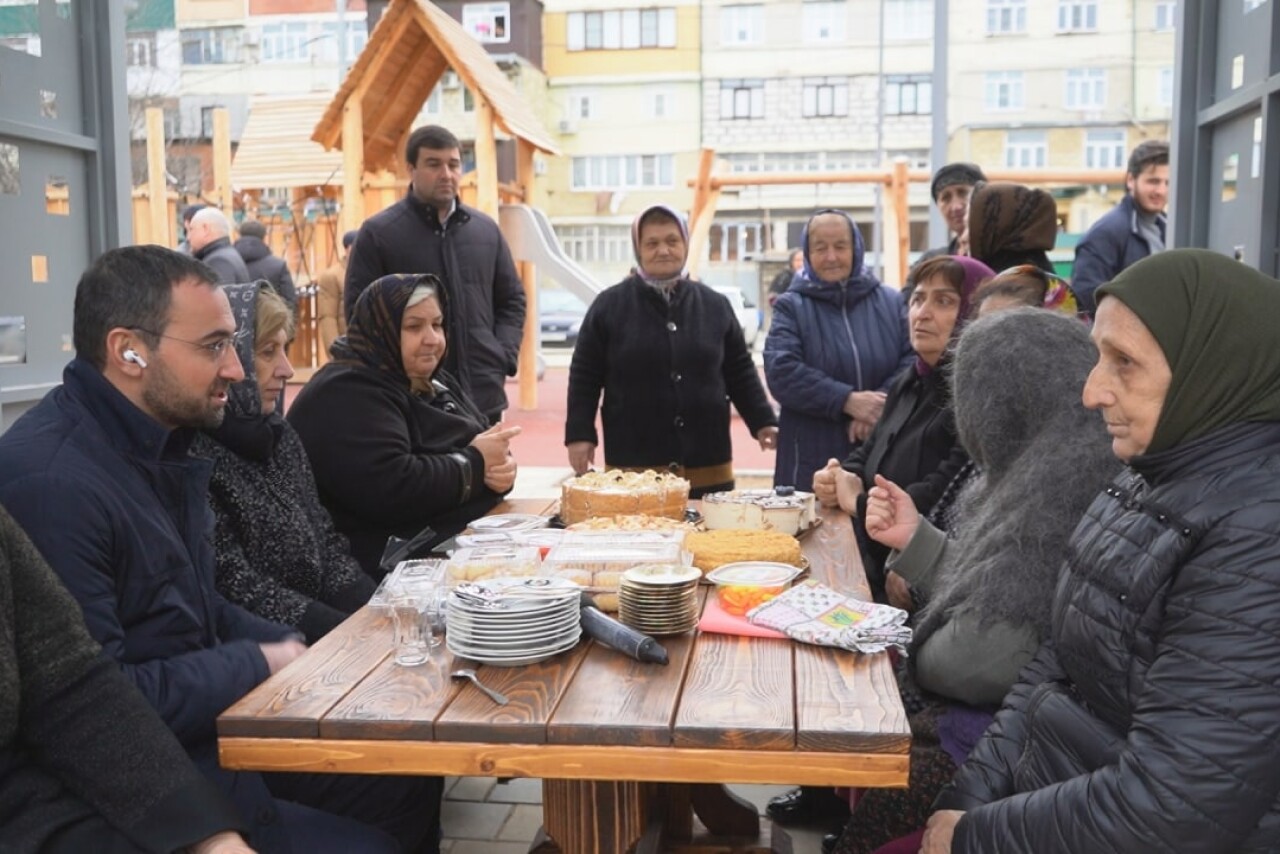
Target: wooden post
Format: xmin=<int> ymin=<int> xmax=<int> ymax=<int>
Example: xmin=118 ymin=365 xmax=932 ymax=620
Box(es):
xmin=341 ymin=98 xmax=365 ymax=234
xmin=890 ymin=157 xmax=911 ymax=287
xmin=515 ymin=139 xmax=538 ymax=411
xmin=212 ymin=107 xmax=234 ymax=222
xmin=474 ymin=98 xmax=499 ymax=220
xmin=685 ymin=150 xmax=721 ymax=280
xmin=145 ymin=107 xmax=170 ymax=247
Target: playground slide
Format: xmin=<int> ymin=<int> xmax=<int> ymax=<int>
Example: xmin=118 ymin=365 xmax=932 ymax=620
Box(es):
xmin=499 ymin=204 xmax=603 ymax=305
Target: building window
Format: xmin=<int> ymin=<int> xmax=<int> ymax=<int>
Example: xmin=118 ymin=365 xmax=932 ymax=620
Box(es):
xmin=463 ymin=2 xmax=510 ymax=43
xmin=1084 ymin=129 xmax=1126 ymax=169
xmin=1004 ymin=130 xmax=1046 ymax=168
xmin=708 ymin=222 xmax=768 ymax=262
xmin=885 ymin=75 xmax=932 ymax=115
xmin=317 ymin=20 xmax=367 ymax=61
xmin=181 ymin=27 xmax=242 ymax=65
xmin=126 ymin=33 xmax=156 ymax=67
xmin=985 ymin=0 xmax=1026 ymax=34
xmin=558 ymin=225 xmax=632 ymax=264
xmin=162 ymin=106 xmax=182 ymax=139
xmin=649 ymin=88 xmax=671 ymax=118
xmin=199 ymin=106 xmax=220 ymax=139
xmin=570 ymin=154 xmax=675 ymax=190
xmin=260 ymin=22 xmax=309 ymax=62
xmin=984 ymin=71 xmax=1024 ymax=111
xmin=885 ymin=0 xmax=933 ymax=41
xmin=567 ymin=8 xmax=677 ymax=50
xmin=424 ymin=88 xmax=441 ymax=114
xmin=567 ymin=92 xmax=594 ymax=120
xmin=803 ymin=1 xmax=846 ymax=43
xmin=463 ymin=87 xmax=476 ymax=112
xmin=1056 ymin=0 xmax=1098 ymax=32
xmin=1064 ymin=68 xmax=1107 ymax=109
xmin=721 ymin=4 xmax=764 ymax=45
xmin=720 ymin=79 xmax=765 ymax=119
xmin=802 ymin=77 xmax=849 ymax=117
xmin=1154 ymin=1 xmax=1175 ymax=29
xmin=1158 ymin=66 xmax=1174 ymax=108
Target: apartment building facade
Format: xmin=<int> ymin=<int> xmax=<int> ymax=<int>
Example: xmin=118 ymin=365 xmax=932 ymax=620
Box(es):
xmin=949 ymin=0 xmax=1176 ymax=231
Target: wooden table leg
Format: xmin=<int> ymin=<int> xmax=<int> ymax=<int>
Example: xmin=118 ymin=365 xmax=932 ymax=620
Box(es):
xmin=541 ymin=779 xmax=659 ymax=854
xmin=690 ymin=783 xmax=761 ymax=837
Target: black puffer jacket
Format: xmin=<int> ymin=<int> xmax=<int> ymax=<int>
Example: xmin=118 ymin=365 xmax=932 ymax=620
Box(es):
xmin=234 ymin=235 xmax=297 ymax=308
xmin=937 ymin=421 xmax=1280 ymax=853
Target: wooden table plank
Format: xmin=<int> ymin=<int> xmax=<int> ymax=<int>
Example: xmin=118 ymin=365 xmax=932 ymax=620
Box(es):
xmin=546 ymin=589 xmax=706 ymax=747
xmin=217 ymin=607 xmax=391 ymax=738
xmin=433 ymin=643 xmax=593 ymax=744
xmin=673 ymin=632 xmax=794 ymax=751
xmin=794 ymin=645 xmax=910 ymax=753
xmin=321 ymin=648 xmax=464 ymax=741
xmin=488 ymin=496 xmax=558 ymax=517
xmin=218 ymin=738 xmax=909 ymax=787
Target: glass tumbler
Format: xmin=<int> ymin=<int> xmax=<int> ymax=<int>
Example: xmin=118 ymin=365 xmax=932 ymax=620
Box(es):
xmin=390 ymin=595 xmax=433 ymax=666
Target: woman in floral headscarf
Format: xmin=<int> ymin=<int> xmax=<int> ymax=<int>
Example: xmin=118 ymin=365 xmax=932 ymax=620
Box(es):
xmin=565 ymin=203 xmax=777 ymax=497
xmin=289 ymin=273 xmax=520 ymax=579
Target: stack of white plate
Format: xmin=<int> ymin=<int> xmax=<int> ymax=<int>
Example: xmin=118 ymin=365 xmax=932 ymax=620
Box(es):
xmin=617 ymin=564 xmax=702 ymax=636
xmin=446 ymin=577 xmax=582 ymax=667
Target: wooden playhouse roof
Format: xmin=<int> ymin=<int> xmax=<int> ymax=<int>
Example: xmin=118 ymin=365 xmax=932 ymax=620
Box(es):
xmin=312 ymin=0 xmax=559 ymax=170
xmin=232 ymin=95 xmax=344 ymax=190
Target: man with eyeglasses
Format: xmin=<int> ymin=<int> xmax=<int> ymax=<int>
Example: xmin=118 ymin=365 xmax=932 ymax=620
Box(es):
xmin=0 ymin=246 xmax=440 ymax=853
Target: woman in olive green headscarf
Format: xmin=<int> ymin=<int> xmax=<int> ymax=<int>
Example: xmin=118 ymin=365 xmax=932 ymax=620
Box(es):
xmin=917 ymin=249 xmax=1280 ymax=854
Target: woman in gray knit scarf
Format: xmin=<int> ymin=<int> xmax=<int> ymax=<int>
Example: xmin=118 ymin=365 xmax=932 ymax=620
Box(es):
xmin=829 ymin=309 xmax=1121 ymax=854
xmin=193 ymin=283 xmax=374 ymax=643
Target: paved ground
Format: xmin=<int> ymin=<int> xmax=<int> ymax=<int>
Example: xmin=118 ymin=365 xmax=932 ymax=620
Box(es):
xmin=437 ymin=777 xmax=830 ymax=853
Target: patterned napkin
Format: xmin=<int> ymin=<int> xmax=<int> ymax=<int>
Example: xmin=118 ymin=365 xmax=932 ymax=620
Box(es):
xmin=747 ymin=579 xmax=912 ymax=654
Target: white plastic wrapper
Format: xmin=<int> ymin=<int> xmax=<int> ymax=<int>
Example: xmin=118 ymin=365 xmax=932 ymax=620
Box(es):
xmin=747 ymin=579 xmax=912 ymax=654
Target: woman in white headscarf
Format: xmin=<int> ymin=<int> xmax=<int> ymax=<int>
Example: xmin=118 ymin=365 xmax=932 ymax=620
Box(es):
xmin=565 ymin=204 xmax=777 ymax=497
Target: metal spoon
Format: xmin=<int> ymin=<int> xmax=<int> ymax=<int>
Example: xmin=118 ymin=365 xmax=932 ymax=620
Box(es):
xmin=451 ymin=668 xmax=509 ymax=706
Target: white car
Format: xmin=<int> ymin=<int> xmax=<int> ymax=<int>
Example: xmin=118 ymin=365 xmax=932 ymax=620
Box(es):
xmin=712 ymin=286 xmax=761 ymax=348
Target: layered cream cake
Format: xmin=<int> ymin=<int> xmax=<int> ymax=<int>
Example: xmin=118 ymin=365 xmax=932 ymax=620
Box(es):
xmin=559 ymin=470 xmax=690 ymax=526
xmin=701 ymin=488 xmax=817 ymax=535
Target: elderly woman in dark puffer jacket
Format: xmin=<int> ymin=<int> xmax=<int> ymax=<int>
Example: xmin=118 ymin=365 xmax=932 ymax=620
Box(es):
xmin=913 ymin=249 xmax=1280 ymax=854
xmin=193 ymin=283 xmax=374 ymax=643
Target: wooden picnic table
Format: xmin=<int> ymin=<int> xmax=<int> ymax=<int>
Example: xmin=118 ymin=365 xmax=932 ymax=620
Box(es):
xmin=218 ymin=500 xmax=909 ymax=853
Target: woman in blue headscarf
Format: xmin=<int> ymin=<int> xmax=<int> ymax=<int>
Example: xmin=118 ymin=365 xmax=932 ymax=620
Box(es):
xmin=764 ymin=209 xmax=915 ymax=490
xmin=565 ymin=203 xmax=778 ymax=497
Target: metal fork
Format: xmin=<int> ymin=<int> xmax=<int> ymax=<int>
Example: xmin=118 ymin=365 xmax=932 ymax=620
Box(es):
xmin=450 ymin=668 xmax=509 ymax=706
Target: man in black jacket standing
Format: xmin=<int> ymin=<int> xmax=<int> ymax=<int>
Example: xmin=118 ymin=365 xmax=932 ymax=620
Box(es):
xmin=235 ymin=219 xmax=297 ymax=308
xmin=344 ymin=125 xmax=526 ymax=423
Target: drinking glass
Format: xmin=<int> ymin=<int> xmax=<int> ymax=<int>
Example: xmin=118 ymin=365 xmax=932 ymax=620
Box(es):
xmin=390 ymin=595 xmax=433 ymax=666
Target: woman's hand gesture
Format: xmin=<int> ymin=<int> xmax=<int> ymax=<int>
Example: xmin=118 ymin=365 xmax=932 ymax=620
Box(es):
xmin=863 ymin=474 xmax=919 ymax=551
xmin=470 ymin=423 xmax=522 ymax=468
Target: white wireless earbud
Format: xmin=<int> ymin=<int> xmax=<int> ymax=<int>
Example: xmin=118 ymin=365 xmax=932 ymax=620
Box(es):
xmin=123 ymin=349 xmax=148 ymax=369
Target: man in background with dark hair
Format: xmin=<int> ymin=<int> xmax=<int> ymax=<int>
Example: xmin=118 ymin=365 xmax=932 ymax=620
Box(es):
xmin=902 ymin=162 xmax=987 ymax=292
xmin=317 ymin=229 xmax=357 ymax=354
xmin=0 ymin=245 xmax=440 ymax=853
xmin=344 ymin=124 xmax=526 ymax=423
xmin=235 ymin=219 xmax=297 ymax=308
xmin=1071 ymin=139 xmax=1170 ymax=316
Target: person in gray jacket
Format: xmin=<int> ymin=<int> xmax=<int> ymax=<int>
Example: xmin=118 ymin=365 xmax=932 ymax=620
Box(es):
xmin=188 ymin=207 xmax=250 ymax=285
xmin=827 ymin=309 xmax=1119 ymax=854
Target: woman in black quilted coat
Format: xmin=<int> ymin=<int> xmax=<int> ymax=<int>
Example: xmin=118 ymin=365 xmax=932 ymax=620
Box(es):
xmin=920 ymin=249 xmax=1280 ymax=854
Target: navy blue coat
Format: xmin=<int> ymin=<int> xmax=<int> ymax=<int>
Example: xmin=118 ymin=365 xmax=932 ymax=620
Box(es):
xmin=1071 ymin=194 xmax=1165 ymax=316
xmin=0 ymin=360 xmax=297 ymax=846
xmin=764 ymin=215 xmax=914 ymax=489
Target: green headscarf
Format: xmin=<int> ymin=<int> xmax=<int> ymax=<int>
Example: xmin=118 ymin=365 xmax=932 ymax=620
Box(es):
xmin=1097 ymin=249 xmax=1280 ymax=455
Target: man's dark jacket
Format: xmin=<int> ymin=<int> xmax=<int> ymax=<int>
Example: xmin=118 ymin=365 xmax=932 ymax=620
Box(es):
xmin=235 ymin=236 xmax=297 ymax=307
xmin=936 ymin=422 xmax=1280 ymax=852
xmin=1071 ymin=193 xmax=1165 ymax=316
xmin=0 ymin=359 xmax=299 ymax=849
xmin=194 ymin=236 xmax=251 ymax=285
xmin=343 ymin=194 xmax=526 ymax=417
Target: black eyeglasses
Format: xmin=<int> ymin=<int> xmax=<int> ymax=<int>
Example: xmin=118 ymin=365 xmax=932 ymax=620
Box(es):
xmin=131 ymin=327 xmax=247 ymax=360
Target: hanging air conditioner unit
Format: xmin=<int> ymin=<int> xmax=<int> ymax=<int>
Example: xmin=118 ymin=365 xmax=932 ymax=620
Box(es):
xmin=441 ymin=71 xmax=460 ymax=89
xmin=558 ymin=119 xmax=577 ymax=134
